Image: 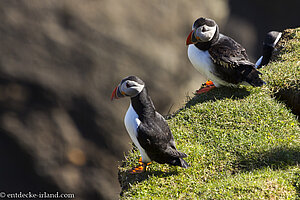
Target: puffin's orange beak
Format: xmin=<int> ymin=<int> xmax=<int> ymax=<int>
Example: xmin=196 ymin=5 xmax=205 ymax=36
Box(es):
xmin=111 ymin=86 xmax=118 ymax=101
xmin=186 ymin=30 xmax=194 ymax=45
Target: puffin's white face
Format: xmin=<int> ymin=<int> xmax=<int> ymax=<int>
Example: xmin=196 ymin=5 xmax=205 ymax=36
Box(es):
xmin=119 ymin=80 xmax=144 ymax=97
xmin=111 ymin=76 xmax=145 ymax=100
xmin=193 ymin=24 xmax=217 ymax=42
xmin=186 ymin=17 xmax=218 ymax=45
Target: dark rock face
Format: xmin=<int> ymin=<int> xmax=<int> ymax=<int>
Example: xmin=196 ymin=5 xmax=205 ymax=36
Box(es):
xmin=0 ymin=76 xmax=118 ymax=200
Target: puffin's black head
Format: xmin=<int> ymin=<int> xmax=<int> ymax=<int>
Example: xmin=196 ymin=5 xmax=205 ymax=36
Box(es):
xmin=111 ymin=76 xmax=145 ymax=100
xmin=263 ymin=31 xmax=282 ymax=48
xmin=256 ymin=31 xmax=282 ymax=69
xmin=186 ymin=17 xmax=219 ymax=45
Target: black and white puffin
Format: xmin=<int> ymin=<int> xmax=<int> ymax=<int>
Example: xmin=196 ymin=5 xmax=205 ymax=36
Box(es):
xmin=111 ymin=76 xmax=189 ymax=173
xmin=186 ymin=17 xmax=264 ymax=94
xmin=255 ymin=31 xmax=282 ymax=69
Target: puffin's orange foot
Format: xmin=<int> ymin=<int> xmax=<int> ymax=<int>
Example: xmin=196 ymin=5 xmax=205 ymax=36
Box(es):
xmin=138 ymin=157 xmax=151 ymax=166
xmin=128 ymin=157 xmax=151 ymax=174
xmin=128 ymin=163 xmax=147 ymax=174
xmin=196 ymin=86 xmax=216 ymax=94
xmin=204 ymin=80 xmax=214 ymax=86
xmin=196 ymin=80 xmax=216 ymax=94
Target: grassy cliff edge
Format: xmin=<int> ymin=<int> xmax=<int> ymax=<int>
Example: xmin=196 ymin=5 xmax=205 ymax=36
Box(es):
xmin=118 ymin=28 xmax=300 ymax=199
xmin=263 ymin=28 xmax=300 ymax=115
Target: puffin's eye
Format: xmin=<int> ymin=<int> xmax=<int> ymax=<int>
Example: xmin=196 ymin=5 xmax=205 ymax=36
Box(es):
xmin=126 ymin=82 xmax=132 ymax=88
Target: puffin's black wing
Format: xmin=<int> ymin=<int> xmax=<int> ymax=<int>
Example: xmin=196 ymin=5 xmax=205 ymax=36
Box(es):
xmin=137 ymin=112 xmax=187 ymax=162
xmin=209 ymin=35 xmax=264 ymax=86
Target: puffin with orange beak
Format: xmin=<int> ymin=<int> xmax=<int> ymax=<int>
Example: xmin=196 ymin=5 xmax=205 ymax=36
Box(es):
xmin=186 ymin=17 xmax=264 ymax=94
xmin=111 ymin=76 xmax=189 ymax=174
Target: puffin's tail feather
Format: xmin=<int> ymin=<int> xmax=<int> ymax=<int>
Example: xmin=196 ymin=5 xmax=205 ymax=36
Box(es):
xmin=241 ymin=66 xmax=264 ymax=87
xmin=178 ymin=151 xmax=188 ymax=158
xmin=171 ymin=157 xmax=190 ymax=168
xmin=166 ymin=147 xmax=189 ymax=168
xmin=166 ymin=147 xmax=188 ymax=158
xmin=179 ymin=158 xmax=190 ymax=168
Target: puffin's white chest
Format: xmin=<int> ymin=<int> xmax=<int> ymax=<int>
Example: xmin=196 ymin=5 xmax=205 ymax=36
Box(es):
xmin=124 ymin=103 xmax=151 ymax=162
xmin=188 ymin=44 xmax=225 ymax=87
xmin=188 ymin=44 xmax=214 ymax=76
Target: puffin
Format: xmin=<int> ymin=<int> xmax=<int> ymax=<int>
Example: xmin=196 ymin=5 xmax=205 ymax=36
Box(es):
xmin=186 ymin=17 xmax=264 ymax=94
xmin=111 ymin=76 xmax=189 ymax=174
xmin=255 ymin=31 xmax=282 ymax=69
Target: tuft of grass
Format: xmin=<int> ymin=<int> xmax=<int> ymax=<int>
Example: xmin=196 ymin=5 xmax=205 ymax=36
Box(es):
xmin=118 ymin=29 xmax=300 ymax=199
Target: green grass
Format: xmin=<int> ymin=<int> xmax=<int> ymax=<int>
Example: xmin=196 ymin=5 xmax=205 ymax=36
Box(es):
xmin=118 ymin=29 xmax=300 ymax=199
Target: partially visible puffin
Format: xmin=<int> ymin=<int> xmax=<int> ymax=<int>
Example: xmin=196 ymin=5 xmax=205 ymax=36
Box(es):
xmin=186 ymin=17 xmax=264 ymax=94
xmin=111 ymin=76 xmax=189 ymax=173
xmin=255 ymin=31 xmax=282 ymax=69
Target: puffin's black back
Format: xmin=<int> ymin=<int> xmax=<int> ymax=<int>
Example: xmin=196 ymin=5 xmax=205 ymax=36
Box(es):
xmin=208 ymin=35 xmax=264 ymax=86
xmin=131 ymin=87 xmax=189 ymax=168
xmin=137 ymin=112 xmax=188 ymax=167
